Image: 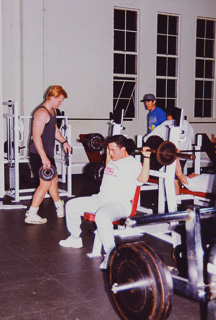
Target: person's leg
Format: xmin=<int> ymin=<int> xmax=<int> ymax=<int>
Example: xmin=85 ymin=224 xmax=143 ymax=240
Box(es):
xmin=48 ymin=175 xmax=60 ymax=202
xmin=95 ymin=201 xmax=131 ymax=253
xmin=59 ymin=195 xmax=100 ymax=247
xmin=48 ymin=176 xmax=64 ymax=218
xmin=31 ymin=179 xmax=52 ymax=207
xmin=25 ymin=178 xmax=52 ymax=224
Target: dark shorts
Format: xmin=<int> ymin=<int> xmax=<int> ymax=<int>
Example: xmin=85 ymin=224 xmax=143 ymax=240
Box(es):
xmin=29 ymin=152 xmax=56 ymax=178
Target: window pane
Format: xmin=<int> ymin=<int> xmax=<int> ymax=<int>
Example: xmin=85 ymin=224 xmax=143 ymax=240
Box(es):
xmin=205 ymin=39 xmax=214 ymax=58
xmin=125 ymin=99 xmax=135 ymax=117
xmin=167 ymin=79 xmax=176 ymax=97
xmin=126 ymin=32 xmax=136 ymax=52
xmin=197 ymin=19 xmax=205 ymax=38
xmin=158 ymin=14 xmax=167 ymax=34
xmin=156 ymin=98 xmax=166 ymax=110
xmin=168 ymin=36 xmax=177 ymax=55
xmin=167 ymin=99 xmax=176 ymax=108
xmin=156 ymin=79 xmax=166 ymax=97
xmin=121 ymin=81 xmax=135 ymax=98
xmin=204 ymin=81 xmax=213 ymax=98
xmin=195 ymin=80 xmax=203 ymax=98
xmin=113 ymin=80 xmax=123 ymax=98
xmin=126 ymin=55 xmax=136 ymax=74
xmin=157 ymin=57 xmax=166 ymax=76
xmin=196 ymin=39 xmax=204 ymax=57
xmin=126 ymin=11 xmax=137 ymax=31
xmin=114 ymin=31 xmax=124 ymax=51
xmin=114 ymin=53 xmax=124 ymax=73
xmin=168 ymin=57 xmax=177 ymax=76
xmin=204 ymin=100 xmax=212 ymax=117
xmin=114 ymin=99 xmax=135 ymax=118
xmin=205 ymin=60 xmax=214 ymax=78
xmin=168 ymin=16 xmax=178 ymax=35
xmin=194 ymin=99 xmax=203 ymax=117
xmin=114 ymin=10 xmax=125 ymax=30
xmin=157 ymin=35 xmax=167 ymax=54
xmin=206 ymin=20 xmax=214 ymax=39
xmin=196 ymin=59 xmax=204 ymax=78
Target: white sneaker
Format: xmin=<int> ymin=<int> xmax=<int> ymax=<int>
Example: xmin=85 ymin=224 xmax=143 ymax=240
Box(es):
xmin=56 ymin=200 xmax=64 ymax=218
xmin=25 ymin=211 xmax=47 ymax=224
xmin=100 ymin=251 xmax=111 ymax=270
xmin=59 ymin=236 xmax=83 ymax=248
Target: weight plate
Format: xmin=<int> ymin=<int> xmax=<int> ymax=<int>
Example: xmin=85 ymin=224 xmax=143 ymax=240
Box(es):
xmin=145 ymin=136 xmax=164 ymax=170
xmin=86 ymin=133 xmax=105 ymax=153
xmin=134 ymin=242 xmax=173 ymax=320
xmin=84 ymin=162 xmax=98 ymax=181
xmin=39 ymin=165 xmax=57 ymax=181
xmin=65 ymin=151 xmax=69 ymax=166
xmin=94 ymin=163 xmax=105 ymax=184
xmin=157 ymin=141 xmax=177 ymax=166
xmin=109 ymin=242 xmax=173 ymax=320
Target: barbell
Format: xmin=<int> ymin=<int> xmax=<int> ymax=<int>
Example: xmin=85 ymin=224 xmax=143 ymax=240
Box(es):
xmin=108 ymin=242 xmax=173 ymax=320
xmin=79 ymin=133 xmax=196 ymax=169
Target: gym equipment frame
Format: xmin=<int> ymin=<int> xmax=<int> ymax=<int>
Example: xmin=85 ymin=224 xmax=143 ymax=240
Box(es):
xmin=109 ymin=206 xmax=216 ymax=320
xmin=3 ymin=100 xmax=72 ymax=202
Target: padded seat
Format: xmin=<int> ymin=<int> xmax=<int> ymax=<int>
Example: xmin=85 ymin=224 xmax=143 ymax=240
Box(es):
xmin=84 ymin=185 xmax=141 ymax=225
xmin=83 ymin=185 xmax=141 ymax=257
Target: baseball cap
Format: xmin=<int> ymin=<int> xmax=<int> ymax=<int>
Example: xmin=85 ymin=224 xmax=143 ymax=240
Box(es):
xmin=140 ymin=93 xmax=156 ymax=102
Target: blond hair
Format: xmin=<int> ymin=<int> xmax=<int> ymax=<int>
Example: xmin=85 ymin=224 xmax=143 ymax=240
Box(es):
xmin=46 ymin=85 xmax=68 ymax=99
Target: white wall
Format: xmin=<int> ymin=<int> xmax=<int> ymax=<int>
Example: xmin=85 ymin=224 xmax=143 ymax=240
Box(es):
xmin=1 ymin=0 xmax=216 ymax=183
xmin=0 ymin=0 xmax=4 ymax=198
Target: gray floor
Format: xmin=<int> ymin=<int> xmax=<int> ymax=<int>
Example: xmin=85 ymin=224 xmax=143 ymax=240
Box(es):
xmin=0 ymin=174 xmax=211 ymax=320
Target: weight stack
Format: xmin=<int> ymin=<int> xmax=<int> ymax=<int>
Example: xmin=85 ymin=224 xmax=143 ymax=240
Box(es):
xmin=5 ymin=164 xmax=15 ymax=190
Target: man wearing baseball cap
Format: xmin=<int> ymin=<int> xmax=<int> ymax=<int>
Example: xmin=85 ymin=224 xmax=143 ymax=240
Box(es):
xmin=140 ymin=93 xmax=166 ymax=133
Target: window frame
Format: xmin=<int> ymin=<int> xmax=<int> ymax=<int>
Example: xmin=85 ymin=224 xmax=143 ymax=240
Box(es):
xmin=156 ymin=13 xmax=180 ymax=111
xmin=194 ymin=17 xmax=216 ymax=120
xmin=113 ymin=7 xmax=139 ymax=119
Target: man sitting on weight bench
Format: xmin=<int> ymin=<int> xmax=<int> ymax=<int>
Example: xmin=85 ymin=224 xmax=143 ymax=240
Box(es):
xmin=59 ymin=134 xmax=151 ymax=269
xmin=176 ymin=158 xmax=216 ymax=195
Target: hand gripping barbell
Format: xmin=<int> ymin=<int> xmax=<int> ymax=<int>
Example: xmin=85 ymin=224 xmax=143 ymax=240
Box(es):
xmin=80 ymin=133 xmax=195 ymax=167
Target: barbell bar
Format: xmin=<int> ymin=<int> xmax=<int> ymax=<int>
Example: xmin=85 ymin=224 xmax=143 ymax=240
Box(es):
xmin=79 ymin=133 xmax=196 ymax=167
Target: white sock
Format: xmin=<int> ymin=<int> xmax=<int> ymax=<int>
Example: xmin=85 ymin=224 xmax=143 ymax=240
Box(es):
xmin=29 ymin=206 xmax=39 ymax=214
xmin=55 ymin=200 xmax=63 ymax=208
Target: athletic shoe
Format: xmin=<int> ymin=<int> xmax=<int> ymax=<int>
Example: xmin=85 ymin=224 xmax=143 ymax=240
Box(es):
xmin=25 ymin=211 xmax=47 ymax=224
xmin=59 ymin=236 xmax=83 ymax=248
xmin=100 ymin=251 xmax=111 ymax=270
xmin=56 ymin=200 xmax=65 ymax=218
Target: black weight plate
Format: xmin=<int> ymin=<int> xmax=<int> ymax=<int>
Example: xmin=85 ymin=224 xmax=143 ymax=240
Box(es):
xmin=39 ymin=165 xmax=57 ymax=181
xmin=134 ymin=242 xmax=173 ymax=320
xmin=84 ymin=162 xmax=98 ymax=181
xmin=65 ymin=151 xmax=69 ymax=166
xmin=94 ymin=163 xmax=105 ymax=184
xmin=87 ymin=133 xmax=105 ymax=153
xmin=145 ymin=136 xmax=164 ymax=170
xmin=157 ymin=141 xmax=177 ymax=166
xmin=109 ymin=242 xmax=167 ymax=320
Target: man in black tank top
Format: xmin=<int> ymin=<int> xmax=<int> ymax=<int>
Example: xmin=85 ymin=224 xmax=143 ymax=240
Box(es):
xmin=25 ymin=85 xmax=71 ymax=224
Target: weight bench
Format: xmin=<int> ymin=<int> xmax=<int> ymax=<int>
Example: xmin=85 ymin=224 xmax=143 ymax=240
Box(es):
xmin=177 ymin=187 xmax=216 ymax=207
xmin=84 ymin=185 xmax=141 ymax=257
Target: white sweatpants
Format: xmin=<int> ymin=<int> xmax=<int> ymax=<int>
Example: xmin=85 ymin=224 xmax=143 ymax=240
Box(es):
xmin=65 ymin=195 xmax=132 ymax=253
